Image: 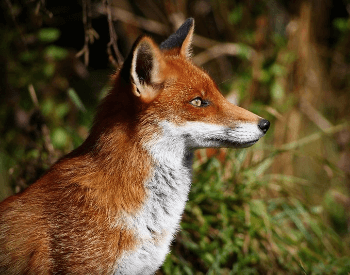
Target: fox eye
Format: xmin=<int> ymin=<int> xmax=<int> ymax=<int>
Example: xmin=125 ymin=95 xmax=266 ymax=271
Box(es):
xmin=190 ymin=97 xmax=209 ymax=107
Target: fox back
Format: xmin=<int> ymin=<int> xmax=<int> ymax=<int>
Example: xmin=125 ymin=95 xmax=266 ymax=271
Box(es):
xmin=0 ymin=18 xmax=270 ymax=275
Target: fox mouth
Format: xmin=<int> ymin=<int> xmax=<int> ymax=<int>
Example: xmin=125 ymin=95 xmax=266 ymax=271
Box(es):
xmin=237 ymin=139 xmax=259 ymax=148
xmin=204 ymin=137 xmax=259 ymax=148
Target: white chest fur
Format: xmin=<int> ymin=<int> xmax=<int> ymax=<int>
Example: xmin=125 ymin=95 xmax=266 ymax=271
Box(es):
xmin=113 ymin=123 xmax=193 ymax=275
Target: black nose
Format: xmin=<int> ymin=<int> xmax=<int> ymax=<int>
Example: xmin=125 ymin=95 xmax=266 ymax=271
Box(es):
xmin=258 ymin=119 xmax=270 ymax=133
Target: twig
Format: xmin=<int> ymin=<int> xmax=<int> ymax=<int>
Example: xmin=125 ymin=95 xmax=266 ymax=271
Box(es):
xmin=35 ymin=0 xmax=53 ymax=18
xmin=104 ymin=0 xmax=124 ymax=68
xmin=28 ymin=84 xmax=39 ymax=108
xmin=95 ymin=4 xmax=168 ymax=35
xmin=264 ymin=106 xmax=285 ymax=121
xmin=5 ymin=0 xmax=28 ymax=51
xmin=276 ymin=122 xmax=348 ymax=151
xmin=193 ymin=43 xmax=256 ymax=66
xmin=192 ymin=35 xmax=219 ymax=48
xmin=95 ymin=5 xmax=216 ymax=48
xmin=299 ymin=95 xmax=333 ymax=130
xmin=41 ymin=124 xmax=56 ymax=161
xmin=76 ymin=0 xmax=99 ymax=66
xmin=95 ymin=5 xmax=256 ymax=65
xmin=243 ymin=203 xmax=251 ymax=255
xmin=76 ymin=0 xmax=89 ymax=65
xmin=28 ymin=85 xmax=55 ymax=159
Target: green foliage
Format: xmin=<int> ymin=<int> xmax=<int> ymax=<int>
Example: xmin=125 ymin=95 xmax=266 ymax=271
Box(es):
xmin=44 ymin=45 xmax=68 ymax=61
xmin=229 ymin=4 xmax=244 ymax=25
xmin=38 ymin=28 xmax=61 ymax=43
xmin=0 ymin=15 xmax=91 ymax=194
xmin=333 ymin=18 xmax=350 ymax=33
xmin=51 ymin=127 xmax=70 ymax=149
xmin=160 ymin=148 xmax=350 ymax=274
xmin=68 ymin=88 xmax=87 ymax=112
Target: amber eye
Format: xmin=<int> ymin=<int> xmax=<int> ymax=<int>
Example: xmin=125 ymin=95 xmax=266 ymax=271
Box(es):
xmin=190 ymin=97 xmax=209 ymax=107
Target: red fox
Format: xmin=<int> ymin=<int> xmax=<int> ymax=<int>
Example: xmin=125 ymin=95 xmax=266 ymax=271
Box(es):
xmin=0 ymin=18 xmax=269 ymax=274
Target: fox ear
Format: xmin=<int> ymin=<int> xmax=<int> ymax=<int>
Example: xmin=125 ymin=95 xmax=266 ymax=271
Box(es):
xmin=160 ymin=18 xmax=194 ymax=59
xmin=129 ymin=36 xmax=165 ymax=102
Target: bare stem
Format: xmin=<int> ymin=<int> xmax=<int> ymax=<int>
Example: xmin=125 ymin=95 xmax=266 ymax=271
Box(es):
xmin=104 ymin=0 xmax=124 ymax=68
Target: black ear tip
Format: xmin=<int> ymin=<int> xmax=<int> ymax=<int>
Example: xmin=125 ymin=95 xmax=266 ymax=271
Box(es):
xmin=160 ymin=18 xmax=195 ymax=50
xmin=186 ymin=17 xmax=195 ymax=26
xmin=181 ymin=18 xmax=195 ymax=31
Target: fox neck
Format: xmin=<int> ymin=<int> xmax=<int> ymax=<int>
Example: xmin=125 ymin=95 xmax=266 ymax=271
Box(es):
xmin=138 ymin=151 xmax=193 ymax=238
xmin=74 ymin=110 xmax=194 ymax=216
xmin=116 ymin=125 xmax=193 ymax=266
xmin=145 ymin=119 xmax=195 ymax=204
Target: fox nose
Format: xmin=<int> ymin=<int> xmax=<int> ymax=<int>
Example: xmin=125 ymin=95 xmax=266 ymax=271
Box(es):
xmin=258 ymin=119 xmax=270 ymax=134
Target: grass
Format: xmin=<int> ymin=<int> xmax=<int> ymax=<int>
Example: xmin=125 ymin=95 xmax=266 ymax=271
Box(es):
xmin=159 ymin=141 xmax=350 ymax=275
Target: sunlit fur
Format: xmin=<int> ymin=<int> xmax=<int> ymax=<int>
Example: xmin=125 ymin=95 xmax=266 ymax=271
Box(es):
xmin=0 ymin=19 xmax=269 ymax=275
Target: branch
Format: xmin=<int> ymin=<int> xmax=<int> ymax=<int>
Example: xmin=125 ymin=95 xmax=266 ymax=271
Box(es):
xmin=5 ymin=0 xmax=28 ymax=51
xmin=299 ymin=95 xmax=333 ymax=130
xmin=94 ymin=5 xmax=217 ymax=48
xmin=193 ymin=43 xmax=256 ymax=66
xmin=95 ymin=4 xmax=168 ymax=35
xmin=76 ymin=0 xmax=99 ymax=66
xmin=95 ymin=5 xmax=256 ymax=66
xmin=104 ymin=0 xmax=124 ymax=68
xmin=28 ymin=84 xmax=39 ymax=108
xmin=276 ymin=122 xmax=348 ymax=151
xmin=35 ymin=0 xmax=53 ymax=18
xmin=28 ymin=85 xmax=55 ymax=159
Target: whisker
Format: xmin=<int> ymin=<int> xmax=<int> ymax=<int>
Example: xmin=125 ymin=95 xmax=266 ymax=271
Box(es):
xmin=218 ymin=77 xmax=234 ymax=87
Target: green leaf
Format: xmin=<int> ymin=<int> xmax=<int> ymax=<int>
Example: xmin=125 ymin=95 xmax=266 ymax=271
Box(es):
xmin=41 ymin=98 xmax=54 ymax=116
xmin=56 ymin=103 xmax=70 ymax=119
xmin=333 ymin=18 xmax=350 ymax=32
xmin=229 ymin=4 xmax=243 ymax=25
xmin=254 ymin=157 xmax=273 ymax=176
xmin=270 ymin=64 xmax=287 ymax=77
xmin=43 ymin=63 xmax=55 ymax=77
xmin=44 ymin=45 xmax=68 ymax=60
xmin=203 ymin=252 xmax=215 ymax=265
xmin=282 ymin=203 xmax=311 ymax=242
xmin=271 ymin=80 xmax=285 ymax=101
xmin=51 ymin=127 xmax=69 ymax=149
xmin=38 ymin=28 xmax=61 ymax=42
xmin=19 ymin=50 xmax=38 ymax=62
xmin=68 ymin=88 xmax=86 ymax=112
xmin=237 ymin=43 xmax=254 ymax=60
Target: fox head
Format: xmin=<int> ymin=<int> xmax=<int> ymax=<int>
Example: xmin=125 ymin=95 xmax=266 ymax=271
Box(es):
xmin=94 ymin=18 xmax=269 ymax=159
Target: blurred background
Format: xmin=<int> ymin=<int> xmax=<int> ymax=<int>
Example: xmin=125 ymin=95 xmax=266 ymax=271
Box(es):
xmin=1 ymin=0 xmax=350 ymax=273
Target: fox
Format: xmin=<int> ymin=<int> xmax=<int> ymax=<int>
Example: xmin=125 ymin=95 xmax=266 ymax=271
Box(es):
xmin=0 ymin=18 xmax=270 ymax=275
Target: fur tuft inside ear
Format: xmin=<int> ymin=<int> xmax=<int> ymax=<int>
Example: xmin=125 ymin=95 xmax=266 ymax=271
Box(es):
xmin=130 ymin=37 xmax=165 ymax=102
xmin=160 ymin=18 xmax=194 ymax=59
